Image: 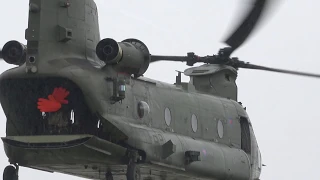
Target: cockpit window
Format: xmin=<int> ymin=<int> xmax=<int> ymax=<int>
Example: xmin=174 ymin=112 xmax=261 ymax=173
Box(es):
xmin=240 ymin=117 xmax=251 ymax=154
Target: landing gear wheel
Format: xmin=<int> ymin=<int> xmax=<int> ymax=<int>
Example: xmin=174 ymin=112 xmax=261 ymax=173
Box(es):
xmin=3 ymin=165 xmax=18 ymax=180
xmin=126 ymin=162 xmax=140 ymax=180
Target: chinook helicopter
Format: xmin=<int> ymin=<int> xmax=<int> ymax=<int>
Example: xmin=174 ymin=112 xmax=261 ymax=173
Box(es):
xmin=1 ymin=0 xmax=320 ymax=180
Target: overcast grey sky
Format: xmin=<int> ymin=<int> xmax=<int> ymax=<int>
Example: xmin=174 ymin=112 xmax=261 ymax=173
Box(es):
xmin=0 ymin=0 xmax=320 ymax=179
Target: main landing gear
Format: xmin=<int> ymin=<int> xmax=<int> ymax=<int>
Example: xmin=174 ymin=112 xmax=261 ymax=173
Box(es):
xmin=126 ymin=161 xmax=141 ymax=180
xmin=3 ymin=165 xmax=18 ymax=180
xmin=126 ymin=150 xmax=141 ymax=180
xmin=105 ymin=168 xmax=113 ymax=180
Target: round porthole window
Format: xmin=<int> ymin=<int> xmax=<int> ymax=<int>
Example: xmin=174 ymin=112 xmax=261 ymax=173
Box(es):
xmin=191 ymin=114 xmax=198 ymax=132
xmin=217 ymin=120 xmax=224 ymax=138
xmin=164 ymin=108 xmax=171 ymax=126
xmin=137 ymin=101 xmax=150 ymax=118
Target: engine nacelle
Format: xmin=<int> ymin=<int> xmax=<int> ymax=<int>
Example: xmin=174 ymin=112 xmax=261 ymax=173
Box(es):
xmin=96 ymin=38 xmax=150 ymax=76
xmin=2 ymin=40 xmax=27 ymax=66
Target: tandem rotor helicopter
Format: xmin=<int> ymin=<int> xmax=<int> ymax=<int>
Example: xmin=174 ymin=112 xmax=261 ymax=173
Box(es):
xmin=0 ymin=0 xmax=319 ymax=180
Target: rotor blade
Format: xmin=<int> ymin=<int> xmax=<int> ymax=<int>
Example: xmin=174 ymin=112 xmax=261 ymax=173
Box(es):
xmin=150 ymin=55 xmax=187 ymax=63
xmin=150 ymin=54 xmax=215 ymax=66
xmin=241 ymin=63 xmax=320 ymax=78
xmin=224 ymin=0 xmax=268 ymax=51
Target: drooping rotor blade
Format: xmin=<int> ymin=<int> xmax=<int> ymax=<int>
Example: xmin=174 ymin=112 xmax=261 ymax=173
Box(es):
xmin=151 ymin=53 xmax=320 ymax=78
xmin=150 ymin=54 xmax=200 ymax=66
xmin=150 ymin=53 xmax=215 ymax=66
xmin=240 ymin=63 xmax=320 ymax=78
xmin=150 ymin=55 xmax=187 ymax=63
xmin=224 ymin=0 xmax=268 ymax=52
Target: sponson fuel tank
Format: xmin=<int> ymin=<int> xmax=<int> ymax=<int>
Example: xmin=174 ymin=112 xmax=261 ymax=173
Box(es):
xmin=127 ymin=125 xmax=251 ymax=180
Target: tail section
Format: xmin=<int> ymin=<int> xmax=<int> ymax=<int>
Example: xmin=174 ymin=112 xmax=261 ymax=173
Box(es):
xmin=26 ymin=0 xmax=104 ymax=69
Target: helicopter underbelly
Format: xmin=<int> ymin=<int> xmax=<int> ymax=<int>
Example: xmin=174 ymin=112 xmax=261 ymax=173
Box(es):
xmin=1 ymin=135 xmax=126 ymax=165
xmin=1 ymin=135 xmax=216 ymax=180
xmin=123 ymin=124 xmax=251 ymax=180
xmin=1 ymin=135 xmax=128 ymax=179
